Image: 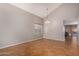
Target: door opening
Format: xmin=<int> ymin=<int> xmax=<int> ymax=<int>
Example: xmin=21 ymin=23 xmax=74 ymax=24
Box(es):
xmin=65 ymin=25 xmax=78 ymax=48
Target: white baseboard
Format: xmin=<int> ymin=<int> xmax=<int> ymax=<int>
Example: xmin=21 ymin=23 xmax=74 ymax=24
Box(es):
xmin=0 ymin=37 xmax=64 ymax=49
xmin=0 ymin=38 xmax=42 ymax=49
xmin=43 ymin=37 xmax=65 ymax=42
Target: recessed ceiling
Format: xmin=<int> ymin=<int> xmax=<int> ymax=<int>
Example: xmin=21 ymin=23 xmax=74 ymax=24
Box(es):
xmin=10 ymin=3 xmax=63 ymax=18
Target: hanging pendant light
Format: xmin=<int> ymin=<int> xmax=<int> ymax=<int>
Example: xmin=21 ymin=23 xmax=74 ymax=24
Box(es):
xmin=44 ymin=8 xmax=50 ymax=24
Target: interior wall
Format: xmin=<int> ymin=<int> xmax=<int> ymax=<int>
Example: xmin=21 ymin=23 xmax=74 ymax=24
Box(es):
xmin=0 ymin=4 xmax=43 ymax=48
xmin=77 ymin=17 xmax=79 ymax=46
xmin=43 ymin=3 xmax=79 ymax=41
xmin=63 ymin=18 xmax=78 ymax=25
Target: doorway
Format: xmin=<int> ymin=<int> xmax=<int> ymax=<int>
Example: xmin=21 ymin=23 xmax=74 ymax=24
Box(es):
xmin=65 ymin=25 xmax=78 ymax=48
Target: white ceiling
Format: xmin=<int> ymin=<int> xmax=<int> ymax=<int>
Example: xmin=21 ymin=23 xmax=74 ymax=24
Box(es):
xmin=10 ymin=3 xmax=63 ymax=18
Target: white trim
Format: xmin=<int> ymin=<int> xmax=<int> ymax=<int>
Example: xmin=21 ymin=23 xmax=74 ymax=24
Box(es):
xmin=43 ymin=38 xmax=65 ymax=42
xmin=0 ymin=38 xmax=42 ymax=49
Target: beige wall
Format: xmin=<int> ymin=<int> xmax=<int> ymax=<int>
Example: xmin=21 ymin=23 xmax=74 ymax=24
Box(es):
xmin=0 ymin=4 xmax=43 ymax=48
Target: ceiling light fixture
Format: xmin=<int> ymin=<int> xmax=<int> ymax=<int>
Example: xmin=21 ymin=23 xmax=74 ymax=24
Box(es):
xmin=44 ymin=8 xmax=50 ymax=24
